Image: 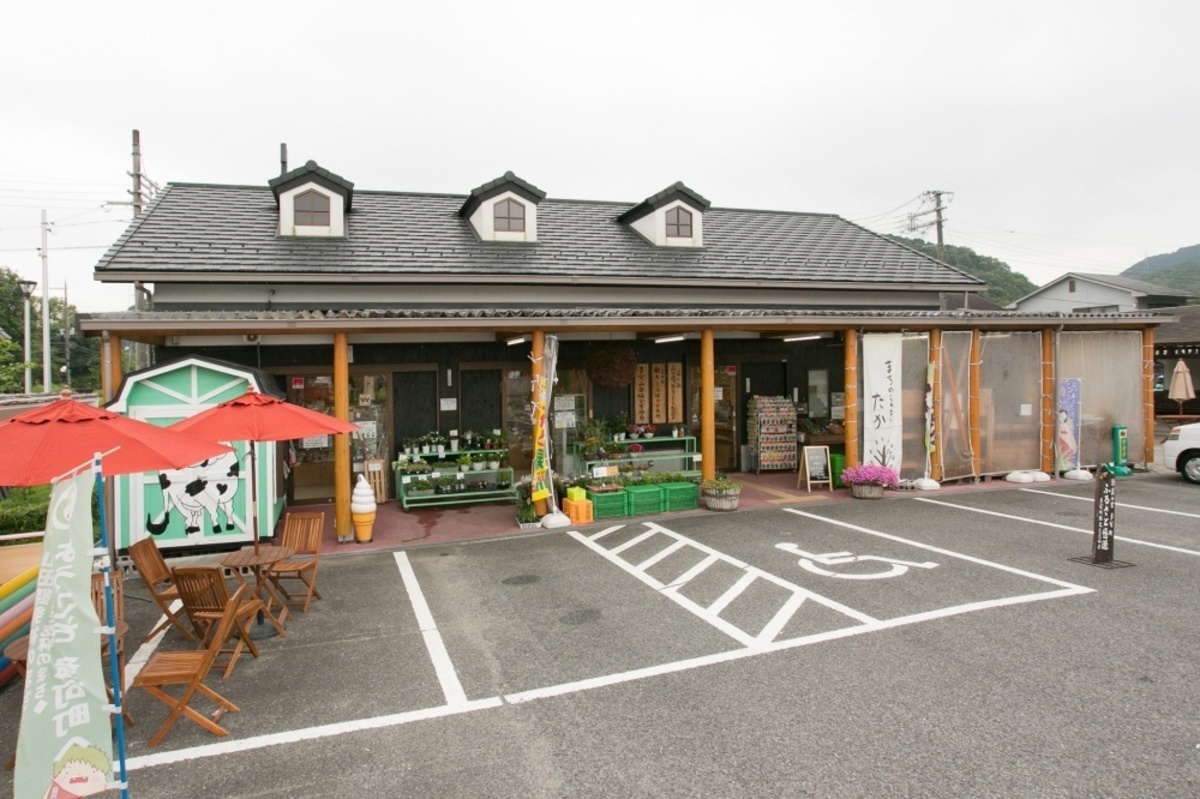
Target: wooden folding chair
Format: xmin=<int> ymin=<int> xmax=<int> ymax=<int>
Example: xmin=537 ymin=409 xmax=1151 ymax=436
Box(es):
xmin=268 ymin=511 xmax=325 ymax=613
xmin=173 ymin=566 xmax=272 ymax=679
xmin=128 ymin=538 xmax=195 ymax=642
xmin=91 ymin=570 xmax=134 ymax=727
xmin=133 ymin=584 xmax=249 ymax=746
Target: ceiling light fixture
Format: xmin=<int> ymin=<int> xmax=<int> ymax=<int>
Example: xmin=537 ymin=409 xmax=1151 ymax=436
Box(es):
xmin=654 ymin=335 xmax=685 ymax=344
xmin=783 ymin=334 xmax=822 ymax=342
xmin=506 ymin=335 xmax=528 ymax=346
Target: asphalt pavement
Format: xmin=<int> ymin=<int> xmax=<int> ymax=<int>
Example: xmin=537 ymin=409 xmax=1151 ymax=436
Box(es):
xmin=3 ymin=469 xmax=1199 ymax=798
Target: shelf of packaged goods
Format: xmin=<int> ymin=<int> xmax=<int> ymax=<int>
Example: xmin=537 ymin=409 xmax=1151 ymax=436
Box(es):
xmin=576 ymin=436 xmax=700 ymax=478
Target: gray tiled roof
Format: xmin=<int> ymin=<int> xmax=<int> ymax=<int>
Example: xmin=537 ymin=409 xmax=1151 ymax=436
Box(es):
xmin=95 ymin=183 xmax=985 ymax=288
xmin=1151 ymin=304 xmax=1200 ymax=344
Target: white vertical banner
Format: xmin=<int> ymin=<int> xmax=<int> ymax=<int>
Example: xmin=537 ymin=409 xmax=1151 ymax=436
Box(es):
xmin=15 ymin=472 xmax=113 ymax=799
xmin=862 ymin=333 xmax=903 ymax=471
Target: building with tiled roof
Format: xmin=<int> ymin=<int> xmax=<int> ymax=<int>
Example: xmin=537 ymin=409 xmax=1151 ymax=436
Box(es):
xmin=81 ymin=159 xmax=1172 ymax=540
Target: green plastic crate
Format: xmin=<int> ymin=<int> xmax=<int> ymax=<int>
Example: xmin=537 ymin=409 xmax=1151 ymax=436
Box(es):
xmin=660 ymin=481 xmax=699 ymax=511
xmin=587 ymin=489 xmax=629 ymax=519
xmin=624 ymin=485 xmax=664 ymax=515
xmin=829 ymin=453 xmax=846 ymax=488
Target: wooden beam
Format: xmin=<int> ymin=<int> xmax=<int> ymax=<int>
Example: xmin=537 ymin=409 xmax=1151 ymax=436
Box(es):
xmin=843 ymin=329 xmax=858 ymax=468
xmin=700 ymin=329 xmax=715 ymax=481
xmin=333 ymin=333 xmax=351 ymax=542
xmin=1041 ymin=328 xmax=1056 ymax=473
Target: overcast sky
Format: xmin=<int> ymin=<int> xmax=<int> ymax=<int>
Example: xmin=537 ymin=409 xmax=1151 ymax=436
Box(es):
xmin=2 ymin=1 xmax=1197 ymax=313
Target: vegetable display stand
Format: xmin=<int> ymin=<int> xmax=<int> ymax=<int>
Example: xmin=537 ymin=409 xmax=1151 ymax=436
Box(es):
xmin=577 ymin=436 xmax=700 ymax=477
xmin=395 ymin=467 xmax=517 ymax=509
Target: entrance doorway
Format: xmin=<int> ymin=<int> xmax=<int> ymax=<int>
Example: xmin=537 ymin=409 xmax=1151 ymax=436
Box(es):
xmin=392 ymin=368 xmax=438 ymax=453
xmin=740 ymin=361 xmax=788 ymax=445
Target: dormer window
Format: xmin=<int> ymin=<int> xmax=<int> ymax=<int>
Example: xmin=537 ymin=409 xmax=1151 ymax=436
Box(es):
xmin=665 ymin=206 xmax=692 ymax=238
xmin=295 ymin=190 xmax=330 ymax=227
xmin=459 ymin=172 xmax=545 ymax=242
xmin=618 ymin=182 xmax=710 ymax=248
xmin=269 ymin=160 xmax=353 ymax=238
xmin=494 ymin=198 xmax=526 ymax=233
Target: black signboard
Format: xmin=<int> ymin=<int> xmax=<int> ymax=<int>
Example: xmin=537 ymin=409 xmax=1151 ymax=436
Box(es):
xmin=1092 ymin=465 xmax=1116 ymax=564
xmin=800 ymin=446 xmax=832 ymax=492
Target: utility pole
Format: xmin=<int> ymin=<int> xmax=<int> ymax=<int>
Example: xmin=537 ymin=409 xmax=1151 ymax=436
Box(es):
xmin=40 ymin=210 xmax=51 ymax=392
xmin=129 ymin=129 xmax=151 ymax=370
xmin=61 ymin=281 xmax=72 ymax=387
xmin=905 ymin=190 xmax=953 ymax=261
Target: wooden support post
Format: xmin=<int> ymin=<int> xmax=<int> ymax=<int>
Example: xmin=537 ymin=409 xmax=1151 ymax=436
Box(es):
xmin=700 ymin=329 xmax=715 ymax=481
xmin=333 ymin=333 xmax=351 ymax=542
xmin=1143 ymin=327 xmax=1156 ymax=464
xmin=843 ymin=329 xmax=859 ymax=468
xmin=969 ymin=329 xmax=982 ymax=478
xmin=102 ymin=332 xmax=123 ymax=402
xmin=930 ymin=329 xmax=943 ymax=482
xmin=531 ymin=330 xmax=548 ymax=514
xmin=1041 ymin=328 xmax=1056 ymax=473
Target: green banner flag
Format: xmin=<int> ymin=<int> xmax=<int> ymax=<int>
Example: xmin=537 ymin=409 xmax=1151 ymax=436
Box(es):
xmin=14 ymin=472 xmax=114 ymax=799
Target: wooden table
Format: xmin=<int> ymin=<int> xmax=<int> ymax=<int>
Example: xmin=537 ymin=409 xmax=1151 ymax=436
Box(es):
xmin=218 ymin=545 xmax=294 ymax=630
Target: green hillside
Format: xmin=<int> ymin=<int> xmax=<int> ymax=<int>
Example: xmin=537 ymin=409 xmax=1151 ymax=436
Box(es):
xmin=886 ymin=235 xmax=1037 ymax=307
xmin=1122 ymin=244 xmax=1200 ymax=296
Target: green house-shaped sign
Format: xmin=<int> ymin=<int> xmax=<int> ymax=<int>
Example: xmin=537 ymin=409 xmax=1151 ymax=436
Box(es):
xmin=106 ymin=356 xmax=284 ymax=550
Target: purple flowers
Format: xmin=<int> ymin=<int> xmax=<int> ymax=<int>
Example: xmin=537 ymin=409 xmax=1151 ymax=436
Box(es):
xmin=840 ymin=463 xmax=900 ymax=488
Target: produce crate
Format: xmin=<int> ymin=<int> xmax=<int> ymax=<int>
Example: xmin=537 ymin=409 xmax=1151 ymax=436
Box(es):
xmin=562 ymin=498 xmax=594 ymax=525
xmin=586 ymin=489 xmax=628 ymax=519
xmin=623 ymin=485 xmax=664 ymax=516
xmin=660 ymin=481 xmax=699 ymax=511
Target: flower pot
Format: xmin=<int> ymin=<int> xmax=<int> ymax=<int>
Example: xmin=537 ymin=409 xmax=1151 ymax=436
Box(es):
xmin=703 ymin=490 xmax=741 ymax=511
xmin=850 ymin=483 xmax=884 ymax=499
xmin=487 ymin=461 xmax=500 ymax=470
xmin=472 ymin=462 xmax=485 ymax=471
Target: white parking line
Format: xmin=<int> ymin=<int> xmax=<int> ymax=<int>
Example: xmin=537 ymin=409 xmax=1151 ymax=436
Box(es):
xmin=913 ymin=497 xmax=1200 ymax=557
xmin=1020 ymin=487 xmax=1200 ymax=519
xmin=393 ymin=551 xmax=468 ymax=707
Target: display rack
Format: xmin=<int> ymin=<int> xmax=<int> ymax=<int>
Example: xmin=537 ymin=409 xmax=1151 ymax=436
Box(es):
xmin=394 ymin=467 xmax=517 ymax=509
xmin=574 ymin=436 xmax=700 ymax=478
xmin=748 ymin=396 xmax=798 ymax=473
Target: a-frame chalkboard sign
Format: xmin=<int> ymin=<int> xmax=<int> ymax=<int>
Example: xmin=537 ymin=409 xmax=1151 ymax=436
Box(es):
xmin=799 ymin=445 xmax=832 ymax=491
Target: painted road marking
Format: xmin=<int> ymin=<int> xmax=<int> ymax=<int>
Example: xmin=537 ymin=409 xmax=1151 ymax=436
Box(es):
xmin=125 ymin=515 xmax=1093 ymax=773
xmin=1020 ymin=487 xmax=1200 ymax=519
xmin=571 ymin=522 xmax=877 ymax=648
xmin=393 ymin=551 xmax=468 ymax=707
xmin=913 ymin=497 xmax=1200 ymax=557
xmin=774 ymin=542 xmax=938 ymax=580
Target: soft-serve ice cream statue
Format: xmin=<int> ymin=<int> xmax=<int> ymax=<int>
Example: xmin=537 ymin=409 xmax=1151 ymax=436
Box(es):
xmin=351 ymin=474 xmax=377 ymax=543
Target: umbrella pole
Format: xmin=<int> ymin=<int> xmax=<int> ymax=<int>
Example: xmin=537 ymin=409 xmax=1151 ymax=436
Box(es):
xmin=249 ymin=445 xmax=260 ymax=555
xmin=93 ymin=455 xmax=130 ymax=799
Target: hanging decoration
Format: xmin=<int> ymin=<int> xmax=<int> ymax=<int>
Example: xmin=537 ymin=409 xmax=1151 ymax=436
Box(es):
xmin=585 ymin=343 xmax=637 ymax=389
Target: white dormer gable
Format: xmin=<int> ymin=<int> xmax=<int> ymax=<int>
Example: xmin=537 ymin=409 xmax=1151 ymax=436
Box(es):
xmin=459 ymin=171 xmax=546 ymax=243
xmin=268 ymin=159 xmax=354 ymax=239
xmin=468 ymin=190 xmax=538 ymax=243
xmin=618 ymin=182 xmax=711 ymax=248
xmin=628 ymin=199 xmax=704 ymax=248
xmin=278 ymin=181 xmax=345 ymax=237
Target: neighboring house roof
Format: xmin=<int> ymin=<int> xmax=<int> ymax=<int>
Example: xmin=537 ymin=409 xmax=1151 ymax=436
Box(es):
xmin=93 ymin=182 xmax=985 ymax=290
xmin=941 ymin=293 xmax=1003 ymax=311
xmin=1009 ymin=271 xmax=1196 ymax=307
xmin=1150 ymin=304 xmax=1200 ymax=345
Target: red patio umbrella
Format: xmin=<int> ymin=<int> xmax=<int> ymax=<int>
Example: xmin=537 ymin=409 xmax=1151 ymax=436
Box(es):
xmin=0 ymin=396 xmax=233 ymax=486
xmin=0 ymin=394 xmax=232 ymax=799
xmin=169 ymin=390 xmax=358 ymax=551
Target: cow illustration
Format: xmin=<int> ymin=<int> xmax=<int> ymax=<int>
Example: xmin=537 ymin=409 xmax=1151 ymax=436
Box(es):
xmin=146 ymin=450 xmax=243 ymax=538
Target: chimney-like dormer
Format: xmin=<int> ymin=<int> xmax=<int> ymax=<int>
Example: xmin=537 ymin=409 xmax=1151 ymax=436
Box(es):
xmin=618 ymin=182 xmax=710 ymax=248
xmin=459 ymin=171 xmax=546 ymax=243
xmin=268 ymin=160 xmax=354 ymax=238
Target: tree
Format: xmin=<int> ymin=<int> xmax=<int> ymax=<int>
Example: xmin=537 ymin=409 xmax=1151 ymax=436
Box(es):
xmin=0 ymin=266 xmax=101 ymax=393
xmin=887 ymin=235 xmax=1038 ymax=307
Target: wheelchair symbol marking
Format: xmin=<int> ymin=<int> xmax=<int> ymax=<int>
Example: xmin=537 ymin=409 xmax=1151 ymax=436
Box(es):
xmin=775 ymin=542 xmax=939 ymax=580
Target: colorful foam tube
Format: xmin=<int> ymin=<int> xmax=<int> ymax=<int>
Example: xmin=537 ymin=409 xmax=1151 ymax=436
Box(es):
xmin=0 ymin=593 xmax=34 ymax=632
xmin=0 ymin=579 xmax=36 ymax=616
xmin=0 ymin=564 xmax=39 ymax=603
xmin=0 ymin=606 xmax=33 ymax=648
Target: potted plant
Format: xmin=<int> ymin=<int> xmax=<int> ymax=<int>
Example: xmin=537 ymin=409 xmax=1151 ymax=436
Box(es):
xmin=840 ymin=464 xmax=900 ymax=499
xmin=456 ymin=453 xmax=472 ymax=472
xmin=471 ymin=452 xmax=487 ymax=471
xmin=643 ymin=423 xmax=657 ymax=438
xmin=701 ymin=476 xmax=742 ymax=511
xmin=409 ymin=479 xmax=434 ymax=497
xmin=486 ymin=454 xmax=501 ymax=469
xmin=434 ymin=475 xmax=456 ymax=494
